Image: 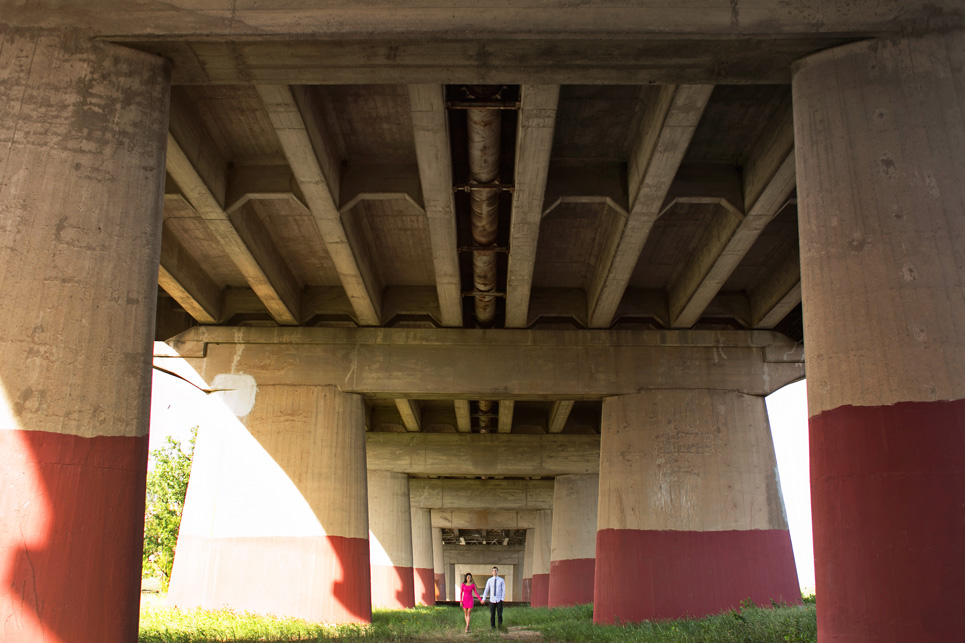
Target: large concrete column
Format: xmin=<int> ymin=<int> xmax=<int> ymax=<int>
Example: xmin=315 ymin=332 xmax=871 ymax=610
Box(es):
xmin=368 ymin=470 xmax=415 ymax=609
xmin=0 ymin=30 xmax=169 ymax=643
xmin=168 ymin=385 xmax=372 ymax=624
xmin=548 ymin=474 xmax=598 ymax=607
xmin=431 ymin=528 xmax=446 ymax=601
xmin=410 ymin=506 xmax=435 ymax=605
xmin=521 ymin=528 xmax=535 ymax=601
xmin=529 ymin=510 xmax=553 ymax=607
xmin=793 ymin=32 xmax=965 ymax=643
xmin=595 ymin=389 xmax=799 ymax=623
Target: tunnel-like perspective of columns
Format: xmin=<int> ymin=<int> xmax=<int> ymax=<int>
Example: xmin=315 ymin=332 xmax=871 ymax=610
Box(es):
xmin=595 ymin=389 xmax=799 ymax=623
xmin=548 ymin=474 xmax=599 ymax=607
xmin=793 ymin=32 xmax=965 ymax=643
xmin=0 ymin=31 xmax=170 ymax=643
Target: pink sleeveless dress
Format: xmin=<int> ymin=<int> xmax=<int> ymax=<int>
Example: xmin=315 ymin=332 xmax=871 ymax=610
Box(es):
xmin=460 ymin=583 xmax=480 ymax=608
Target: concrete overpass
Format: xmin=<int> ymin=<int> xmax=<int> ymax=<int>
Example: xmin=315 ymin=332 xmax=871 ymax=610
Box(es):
xmin=1 ymin=3 xmax=963 ymax=642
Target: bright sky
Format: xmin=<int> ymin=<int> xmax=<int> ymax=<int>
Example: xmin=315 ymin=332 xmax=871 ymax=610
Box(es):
xmin=149 ymin=343 xmax=815 ymax=590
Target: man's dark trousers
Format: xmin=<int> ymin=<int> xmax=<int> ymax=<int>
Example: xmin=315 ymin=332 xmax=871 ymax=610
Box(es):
xmin=489 ymin=600 xmax=503 ymax=628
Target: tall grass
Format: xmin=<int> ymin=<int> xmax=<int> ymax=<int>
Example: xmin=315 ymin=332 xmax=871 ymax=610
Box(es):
xmin=139 ymin=598 xmax=816 ymax=642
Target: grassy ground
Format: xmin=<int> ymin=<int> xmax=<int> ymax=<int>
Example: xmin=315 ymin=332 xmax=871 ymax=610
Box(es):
xmin=139 ymin=596 xmax=816 ymax=643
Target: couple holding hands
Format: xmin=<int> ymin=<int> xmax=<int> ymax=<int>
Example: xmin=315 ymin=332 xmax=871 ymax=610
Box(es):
xmin=459 ymin=566 xmax=506 ymax=633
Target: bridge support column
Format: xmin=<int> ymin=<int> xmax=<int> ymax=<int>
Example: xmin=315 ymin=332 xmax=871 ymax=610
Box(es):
xmin=411 ymin=506 xmax=435 ymax=605
xmin=0 ymin=30 xmax=169 ymax=643
xmin=521 ymin=528 xmax=534 ymax=601
xmin=529 ymin=510 xmax=553 ymax=607
xmin=548 ymin=474 xmax=598 ymax=607
xmin=793 ymin=32 xmax=965 ymax=643
xmin=368 ymin=470 xmax=415 ymax=609
xmin=168 ymin=385 xmax=372 ymax=624
xmin=432 ymin=528 xmax=446 ymax=601
xmin=595 ymin=389 xmax=798 ymax=623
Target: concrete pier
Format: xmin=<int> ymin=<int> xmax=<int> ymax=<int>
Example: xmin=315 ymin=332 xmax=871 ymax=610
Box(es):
xmin=529 ymin=510 xmax=554 ymax=607
xmin=548 ymin=474 xmax=599 ymax=607
xmin=0 ymin=30 xmax=169 ymax=643
xmin=368 ymin=470 xmax=415 ymax=609
xmin=432 ymin=528 xmax=446 ymax=601
xmin=411 ymin=506 xmax=435 ymax=605
xmin=168 ymin=386 xmax=372 ymax=624
xmin=793 ymin=32 xmax=965 ymax=643
xmin=522 ymin=529 xmax=535 ymax=602
xmin=595 ymin=389 xmax=799 ymax=623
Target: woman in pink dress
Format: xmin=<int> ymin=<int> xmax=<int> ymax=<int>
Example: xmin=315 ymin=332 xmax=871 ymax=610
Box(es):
xmin=459 ymin=572 xmax=482 ymax=632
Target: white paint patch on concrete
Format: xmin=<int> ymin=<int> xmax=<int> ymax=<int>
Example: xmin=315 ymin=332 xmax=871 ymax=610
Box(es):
xmin=211 ymin=373 xmax=257 ymax=418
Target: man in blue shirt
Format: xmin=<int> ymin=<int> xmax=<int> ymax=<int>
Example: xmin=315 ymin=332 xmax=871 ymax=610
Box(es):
xmin=481 ymin=566 xmax=506 ymax=629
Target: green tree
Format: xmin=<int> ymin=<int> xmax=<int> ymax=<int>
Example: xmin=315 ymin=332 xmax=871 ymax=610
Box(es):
xmin=143 ymin=427 xmax=197 ymax=590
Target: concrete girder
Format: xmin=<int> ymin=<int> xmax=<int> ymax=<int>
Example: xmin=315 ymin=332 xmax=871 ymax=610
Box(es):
xmin=395 ymin=398 xmax=423 ymax=432
xmin=255 ymin=85 xmax=382 ymax=326
xmin=170 ymin=327 xmax=804 ymax=398
xmin=668 ymin=99 xmax=796 ymax=328
xmin=505 ymin=85 xmax=560 ymax=328
xmin=165 ymin=120 xmax=302 ymax=325
xmin=588 ymin=84 xmax=715 ymax=328
xmin=367 ymin=434 xmax=599 ymax=477
xmin=432 ymin=510 xmax=539 ymax=530
xmin=547 ymin=400 xmax=575 ymax=433
xmin=158 ymin=215 xmax=223 ymax=324
xmin=407 ymin=84 xmax=463 ymax=327
xmin=498 ymin=400 xmax=515 ymax=434
xmin=409 ymin=479 xmax=555 ymax=510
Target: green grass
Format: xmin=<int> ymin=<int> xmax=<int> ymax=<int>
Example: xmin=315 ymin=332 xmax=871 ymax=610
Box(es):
xmin=139 ymin=598 xmax=816 ymax=642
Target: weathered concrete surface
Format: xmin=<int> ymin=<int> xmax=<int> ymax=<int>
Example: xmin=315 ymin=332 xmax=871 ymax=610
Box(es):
xmin=794 ymin=32 xmax=965 ymax=643
xmin=595 ymin=389 xmax=798 ymax=623
xmin=168 ymin=386 xmax=372 ymax=624
xmin=548 ymin=474 xmax=598 ymax=607
xmin=410 ymin=507 xmax=435 ymax=606
xmin=432 ymin=528 xmax=446 ymax=602
xmin=522 ymin=529 xmax=535 ymax=601
xmin=409 ymin=479 xmax=555 ymax=510
xmin=170 ymin=327 xmax=804 ymax=398
xmin=0 ymin=29 xmax=169 ymax=643
xmin=368 ymin=471 xmax=415 ymax=609
xmin=367 ymin=433 xmax=599 ymax=477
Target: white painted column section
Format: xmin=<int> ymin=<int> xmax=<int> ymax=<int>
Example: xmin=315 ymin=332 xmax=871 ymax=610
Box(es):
xmin=432 ymin=527 xmax=446 ymax=601
xmin=530 ymin=510 xmax=553 ymax=607
xmin=411 ymin=506 xmax=435 ymax=605
xmin=169 ymin=384 xmax=372 ymax=624
xmin=369 ymin=470 xmax=415 ymax=608
xmin=548 ymin=474 xmax=599 ymax=606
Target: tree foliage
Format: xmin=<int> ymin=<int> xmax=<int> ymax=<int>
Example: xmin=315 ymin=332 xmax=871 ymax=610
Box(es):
xmin=143 ymin=428 xmax=197 ymax=590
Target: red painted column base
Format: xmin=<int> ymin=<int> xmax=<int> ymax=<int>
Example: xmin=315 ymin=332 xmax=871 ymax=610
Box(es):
xmin=433 ymin=573 xmax=446 ymax=601
xmin=168 ymin=534 xmax=372 ymax=624
xmin=413 ymin=567 xmax=435 ymax=605
xmin=370 ymin=564 xmax=415 ymax=609
xmin=0 ymin=430 xmax=148 ymax=643
xmin=810 ymin=399 xmax=965 ymax=643
xmin=548 ymin=558 xmax=595 ymax=606
xmin=594 ymin=528 xmax=799 ymax=623
xmin=530 ymin=574 xmax=550 ymax=607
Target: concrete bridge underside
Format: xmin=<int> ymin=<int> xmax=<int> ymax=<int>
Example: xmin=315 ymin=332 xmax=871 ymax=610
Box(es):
xmin=1 ymin=3 xmax=964 ymax=642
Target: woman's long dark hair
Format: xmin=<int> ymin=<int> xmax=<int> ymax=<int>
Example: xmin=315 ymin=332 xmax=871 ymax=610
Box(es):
xmin=463 ymin=572 xmax=474 ymax=585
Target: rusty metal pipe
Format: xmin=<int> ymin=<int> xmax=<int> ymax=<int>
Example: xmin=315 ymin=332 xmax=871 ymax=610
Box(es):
xmin=467 ymin=107 xmax=501 ymax=326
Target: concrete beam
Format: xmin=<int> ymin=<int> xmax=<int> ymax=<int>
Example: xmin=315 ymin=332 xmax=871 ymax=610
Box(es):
xmin=395 ymin=398 xmax=423 ymax=432
xmin=547 ymin=400 xmax=575 ymax=434
xmin=256 ymin=84 xmax=382 ymax=325
xmin=409 ymin=479 xmax=554 ymax=510
xmin=338 ymin=162 xmax=423 ymax=215
xmin=443 ymin=546 xmax=524 ymax=566
xmin=750 ymin=229 xmax=802 ymax=328
xmin=498 ymin=401 xmax=515 ymax=434
xmin=588 ymin=85 xmax=714 ymax=328
xmin=165 ymin=131 xmax=301 ymax=325
xmin=158 ymin=216 xmax=223 ymax=324
xmin=432 ymin=510 xmax=539 ymax=530
xmin=170 ymin=327 xmax=805 ymax=398
xmin=668 ymin=101 xmax=796 ymax=328
xmin=542 ymin=162 xmax=628 ymax=218
xmin=505 ymin=85 xmax=560 ymax=328
xmin=366 ymin=433 xmax=599 ymax=477
xmin=408 ymin=84 xmax=463 ymax=327
xmin=454 ymin=400 xmax=472 ymax=433
xmin=224 ymin=164 xmax=307 ymax=214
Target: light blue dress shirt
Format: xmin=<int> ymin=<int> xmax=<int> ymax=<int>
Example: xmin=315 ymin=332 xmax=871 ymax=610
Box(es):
xmin=482 ymin=575 xmax=506 ymax=602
